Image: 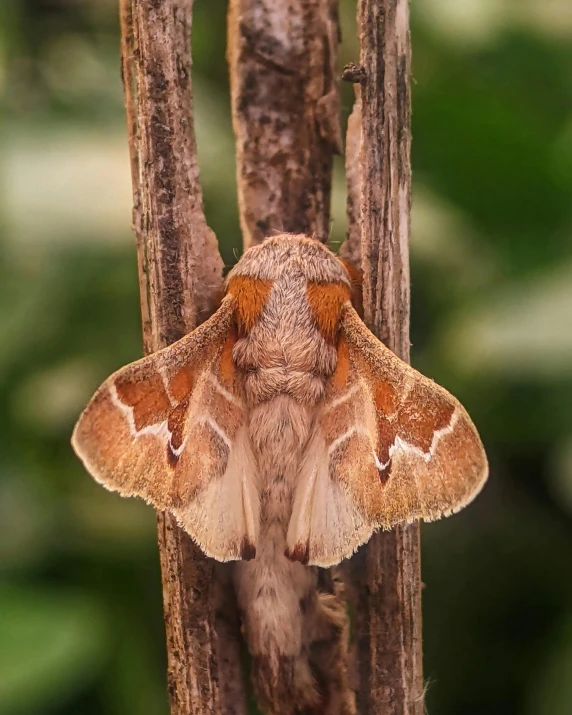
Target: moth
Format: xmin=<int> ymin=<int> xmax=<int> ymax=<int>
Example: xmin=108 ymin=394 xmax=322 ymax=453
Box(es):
xmin=72 ymin=234 xmax=487 ymax=713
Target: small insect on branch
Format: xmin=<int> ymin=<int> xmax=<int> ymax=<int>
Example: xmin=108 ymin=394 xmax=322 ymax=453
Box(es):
xmin=75 ymin=2 xmax=485 ymax=714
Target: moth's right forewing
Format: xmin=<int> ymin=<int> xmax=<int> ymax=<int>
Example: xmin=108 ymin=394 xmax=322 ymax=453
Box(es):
xmin=287 ymin=303 xmax=488 ymax=567
xmin=337 ymin=305 xmax=488 ymax=525
xmin=72 ymin=296 xmax=260 ymax=562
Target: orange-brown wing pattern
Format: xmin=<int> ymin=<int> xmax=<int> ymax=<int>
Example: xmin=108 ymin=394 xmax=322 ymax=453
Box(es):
xmin=287 ymin=303 xmax=488 ymax=567
xmin=72 ymin=297 xmax=257 ymax=561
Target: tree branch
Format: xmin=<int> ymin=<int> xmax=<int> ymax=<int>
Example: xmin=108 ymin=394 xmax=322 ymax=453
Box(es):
xmin=228 ymin=1 xmax=356 ymax=711
xmin=339 ymin=85 xmax=362 ymax=269
xmin=228 ymin=0 xmax=342 ymax=247
xmin=344 ymin=0 xmax=424 ymax=712
xmin=119 ymin=1 xmax=235 ymax=713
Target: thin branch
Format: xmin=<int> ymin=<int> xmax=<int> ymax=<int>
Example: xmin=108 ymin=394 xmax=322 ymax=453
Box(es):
xmin=344 ymin=0 xmax=424 ymax=712
xmin=119 ymin=1 xmax=239 ymax=713
xmin=228 ymin=0 xmax=342 ymax=247
xmin=227 ymin=1 xmax=355 ymax=711
xmin=339 ymin=85 xmax=362 ymax=269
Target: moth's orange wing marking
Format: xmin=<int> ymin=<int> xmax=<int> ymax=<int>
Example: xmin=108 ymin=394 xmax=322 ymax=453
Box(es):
xmin=287 ymin=303 xmax=488 ymax=568
xmin=306 ymin=282 xmax=351 ymax=343
xmin=227 ymin=275 xmax=272 ymax=334
xmin=72 ymin=297 xmax=259 ymax=562
xmin=114 ymin=372 xmax=172 ymax=431
xmin=168 ymin=364 xmax=196 ymax=404
xmin=331 ymin=335 xmax=350 ymax=390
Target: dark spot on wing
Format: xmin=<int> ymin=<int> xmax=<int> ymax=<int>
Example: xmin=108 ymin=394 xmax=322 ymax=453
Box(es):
xmin=285 ymin=543 xmax=309 ymax=565
xmin=377 ymin=459 xmax=391 ymax=485
xmin=167 ymin=443 xmax=179 ymax=468
xmin=241 ymin=537 xmax=257 ymax=561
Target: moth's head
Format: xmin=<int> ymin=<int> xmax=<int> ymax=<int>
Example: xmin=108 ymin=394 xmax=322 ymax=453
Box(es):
xmin=227 ymin=233 xmax=352 ymax=284
xmin=224 ymin=233 xmax=361 ymax=339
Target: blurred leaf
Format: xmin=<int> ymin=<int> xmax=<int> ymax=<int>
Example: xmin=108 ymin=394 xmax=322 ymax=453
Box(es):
xmin=412 ymin=32 xmax=572 ymax=275
xmin=549 ymin=437 xmax=572 ymax=518
xmin=0 ymin=586 xmax=107 ymax=714
xmin=0 ymin=467 xmax=56 ymax=573
xmin=526 ymin=617 xmax=572 ymax=715
xmin=449 ymin=263 xmax=572 ymax=378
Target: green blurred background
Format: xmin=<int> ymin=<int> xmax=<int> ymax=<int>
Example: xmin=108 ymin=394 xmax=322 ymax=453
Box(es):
xmin=1 ymin=0 xmax=572 ymax=713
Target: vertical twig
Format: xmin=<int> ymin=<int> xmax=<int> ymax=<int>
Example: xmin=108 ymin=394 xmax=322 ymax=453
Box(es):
xmin=119 ymin=1 xmax=243 ymax=713
xmin=228 ymin=0 xmax=355 ymax=709
xmin=227 ymin=0 xmax=342 ymax=247
xmin=343 ymin=1 xmax=424 ymax=713
xmin=339 ymin=85 xmax=362 ymax=269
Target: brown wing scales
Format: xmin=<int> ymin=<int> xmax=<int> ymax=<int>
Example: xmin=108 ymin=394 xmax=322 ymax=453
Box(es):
xmin=72 ymin=297 xmax=258 ymax=561
xmin=287 ymin=302 xmax=488 ymax=567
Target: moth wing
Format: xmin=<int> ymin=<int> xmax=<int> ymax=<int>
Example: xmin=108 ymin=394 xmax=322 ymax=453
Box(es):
xmin=72 ymin=297 xmax=259 ymax=562
xmin=287 ymin=303 xmax=488 ymax=567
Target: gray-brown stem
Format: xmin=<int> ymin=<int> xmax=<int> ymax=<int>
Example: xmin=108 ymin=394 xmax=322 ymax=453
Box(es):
xmin=228 ymin=0 xmax=342 ymax=247
xmin=344 ymin=0 xmax=424 ymax=713
xmin=119 ymin=1 xmax=244 ymax=713
xmin=339 ymin=87 xmax=362 ymax=268
xmin=228 ymin=1 xmax=354 ymax=712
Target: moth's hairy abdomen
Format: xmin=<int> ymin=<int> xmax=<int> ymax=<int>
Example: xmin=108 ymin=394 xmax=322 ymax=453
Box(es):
xmin=72 ymin=232 xmax=487 ymax=715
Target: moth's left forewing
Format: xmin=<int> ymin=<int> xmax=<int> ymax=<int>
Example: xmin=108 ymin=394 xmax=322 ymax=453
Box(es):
xmin=71 ymin=298 xmax=235 ymax=506
xmin=72 ymin=296 xmax=260 ymax=562
xmin=287 ymin=303 xmax=488 ymax=568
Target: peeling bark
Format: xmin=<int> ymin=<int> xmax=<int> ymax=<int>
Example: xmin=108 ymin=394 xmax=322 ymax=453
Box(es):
xmin=119 ymin=1 xmax=246 ymax=713
xmin=339 ymin=87 xmax=362 ymax=269
xmin=228 ymin=0 xmax=342 ymax=247
xmin=344 ymin=0 xmax=424 ymax=713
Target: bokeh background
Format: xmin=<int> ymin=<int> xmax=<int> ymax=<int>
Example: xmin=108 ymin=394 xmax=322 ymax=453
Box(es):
xmin=1 ymin=0 xmax=572 ymax=713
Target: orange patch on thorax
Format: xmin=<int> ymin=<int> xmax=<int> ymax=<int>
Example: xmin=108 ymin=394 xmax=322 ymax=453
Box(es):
xmin=226 ymin=275 xmax=272 ymax=335
xmin=306 ymin=282 xmax=351 ymax=343
xmin=338 ymin=258 xmax=363 ymax=317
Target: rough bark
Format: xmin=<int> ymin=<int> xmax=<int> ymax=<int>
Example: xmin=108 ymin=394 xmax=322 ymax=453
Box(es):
xmin=339 ymin=85 xmax=362 ymax=269
xmin=119 ymin=1 xmax=245 ymax=713
xmin=228 ymin=0 xmax=342 ymax=247
xmin=343 ymin=1 xmax=424 ymax=713
xmin=228 ymin=2 xmax=354 ymax=712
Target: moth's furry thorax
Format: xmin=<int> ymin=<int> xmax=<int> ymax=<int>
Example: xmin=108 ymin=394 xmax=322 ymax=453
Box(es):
xmin=226 ymin=234 xmax=352 ymax=407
